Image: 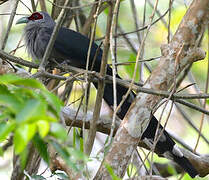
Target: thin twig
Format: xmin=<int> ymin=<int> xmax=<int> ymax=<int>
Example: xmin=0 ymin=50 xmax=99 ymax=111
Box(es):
xmin=106 ymin=0 xmax=121 ymax=147
xmin=38 ymin=0 xmax=47 ymax=12
xmin=0 ymin=0 xmax=19 ymax=50
xmin=19 ymin=0 xmax=32 ymax=13
xmin=84 ymin=0 xmax=103 ymax=156
xmin=31 ymin=0 xmax=36 ymax=12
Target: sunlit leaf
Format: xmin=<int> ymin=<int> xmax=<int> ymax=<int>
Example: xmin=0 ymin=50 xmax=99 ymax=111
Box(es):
xmin=167 ymin=164 xmax=177 ymax=176
xmin=127 ymin=163 xmax=137 ymax=177
xmin=105 ymin=163 xmax=121 ymax=180
xmin=0 ymin=74 xmax=22 ymax=84
xmin=37 ymin=120 xmax=50 ymax=138
xmin=14 ymin=123 xmax=36 ymax=154
xmin=0 ymin=85 xmax=10 ymax=94
xmin=0 ymin=146 xmax=3 ymax=156
xmin=19 ymin=148 xmax=28 ymax=170
xmin=0 ymin=121 xmax=15 ymax=142
xmin=15 ymin=99 xmax=47 ymax=124
xmin=124 ymin=53 xmax=139 ymax=82
xmin=0 ymin=74 xmax=45 ymax=90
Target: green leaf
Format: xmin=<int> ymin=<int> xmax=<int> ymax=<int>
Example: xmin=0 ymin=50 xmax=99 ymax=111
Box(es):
xmin=12 ymin=78 xmax=45 ymax=89
xmin=167 ymin=164 xmax=177 ymax=175
xmin=0 ymin=94 xmax=22 ymax=113
xmin=0 ymin=74 xmax=45 ymax=90
xmin=13 ymin=87 xmax=37 ymax=100
xmin=37 ymin=120 xmax=50 ymax=138
xmin=0 ymin=121 xmax=15 ymax=142
xmin=43 ymin=116 xmax=57 ymax=122
xmin=0 ymin=74 xmax=22 ymax=84
xmin=73 ymin=128 xmax=76 ymax=148
xmin=41 ymin=90 xmax=63 ymax=117
xmin=32 ymin=134 xmax=49 ymax=164
xmin=14 ymin=123 xmax=36 ymax=154
xmin=0 ymin=85 xmax=10 ymax=94
xmin=80 ymin=136 xmax=84 ymax=153
xmin=19 ymin=148 xmax=28 ymax=170
xmin=0 ymin=146 xmax=3 ymax=156
xmin=124 ymin=54 xmax=139 ymax=82
xmin=15 ymin=99 xmax=47 ymax=124
xmin=50 ymin=123 xmax=67 ymax=140
xmin=105 ymin=163 xmax=121 ymax=180
xmin=127 ymin=163 xmax=137 ymax=177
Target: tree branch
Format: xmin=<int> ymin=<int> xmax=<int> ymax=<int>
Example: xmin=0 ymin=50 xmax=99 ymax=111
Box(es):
xmin=62 ymin=106 xmax=209 ymax=177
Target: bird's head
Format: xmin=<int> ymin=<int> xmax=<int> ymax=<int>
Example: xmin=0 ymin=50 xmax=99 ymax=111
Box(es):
xmin=16 ymin=11 xmax=55 ymax=27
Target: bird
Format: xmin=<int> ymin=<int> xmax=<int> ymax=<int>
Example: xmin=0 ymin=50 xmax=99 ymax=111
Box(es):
xmin=16 ymin=11 xmax=198 ymax=178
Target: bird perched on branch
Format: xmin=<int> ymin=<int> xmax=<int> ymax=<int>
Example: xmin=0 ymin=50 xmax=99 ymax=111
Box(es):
xmin=16 ymin=11 xmax=198 ymax=178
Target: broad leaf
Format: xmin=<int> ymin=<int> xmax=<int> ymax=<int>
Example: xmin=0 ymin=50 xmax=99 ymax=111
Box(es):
xmin=41 ymin=90 xmax=63 ymax=117
xmin=0 ymin=74 xmax=45 ymax=90
xmin=15 ymin=99 xmax=47 ymax=124
xmin=0 ymin=94 xmax=22 ymax=113
xmin=37 ymin=120 xmax=50 ymax=138
xmin=14 ymin=123 xmax=36 ymax=154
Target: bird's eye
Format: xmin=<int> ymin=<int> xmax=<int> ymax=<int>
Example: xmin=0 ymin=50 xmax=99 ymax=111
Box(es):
xmin=33 ymin=14 xmax=39 ymax=19
xmin=28 ymin=12 xmax=43 ymax=21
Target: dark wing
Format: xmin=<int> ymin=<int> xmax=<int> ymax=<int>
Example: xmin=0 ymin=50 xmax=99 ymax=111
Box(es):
xmin=54 ymin=27 xmax=103 ymax=69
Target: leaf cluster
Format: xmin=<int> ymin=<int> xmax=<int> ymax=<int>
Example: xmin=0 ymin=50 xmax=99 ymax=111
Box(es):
xmin=0 ymin=74 xmax=88 ymax=172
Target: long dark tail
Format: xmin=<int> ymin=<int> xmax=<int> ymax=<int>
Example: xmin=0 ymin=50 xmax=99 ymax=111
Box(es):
xmin=173 ymin=155 xmax=198 ymax=178
xmin=142 ymin=116 xmax=198 ymax=178
xmin=93 ymin=65 xmax=198 ymax=178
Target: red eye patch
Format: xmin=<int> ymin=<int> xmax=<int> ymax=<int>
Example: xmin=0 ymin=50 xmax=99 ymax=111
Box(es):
xmin=28 ymin=12 xmax=43 ymax=21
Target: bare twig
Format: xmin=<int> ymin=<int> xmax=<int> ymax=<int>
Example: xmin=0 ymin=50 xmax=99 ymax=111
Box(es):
xmin=0 ymin=0 xmax=19 ymax=50
xmin=84 ymin=0 xmax=103 ymax=156
xmin=38 ymin=0 xmax=47 ymax=12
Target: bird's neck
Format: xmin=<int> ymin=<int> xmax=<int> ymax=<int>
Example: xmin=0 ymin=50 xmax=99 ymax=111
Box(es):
xmin=24 ymin=24 xmax=41 ymax=60
xmin=24 ymin=23 xmax=41 ymax=41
